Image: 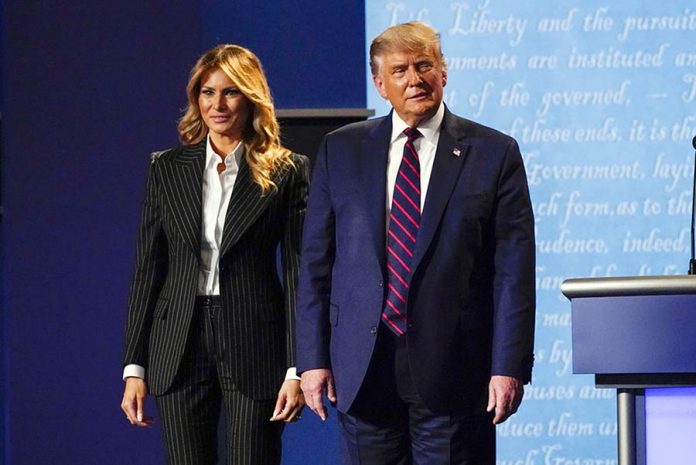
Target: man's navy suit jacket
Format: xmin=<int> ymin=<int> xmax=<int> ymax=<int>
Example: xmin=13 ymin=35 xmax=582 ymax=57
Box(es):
xmin=296 ymin=108 xmax=535 ymax=415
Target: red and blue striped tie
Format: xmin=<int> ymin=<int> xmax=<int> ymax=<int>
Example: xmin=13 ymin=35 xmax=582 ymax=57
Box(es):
xmin=382 ymin=127 xmax=422 ymax=335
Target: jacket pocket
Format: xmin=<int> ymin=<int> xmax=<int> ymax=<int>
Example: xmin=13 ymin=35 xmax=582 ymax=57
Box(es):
xmin=329 ymin=304 xmax=339 ymax=327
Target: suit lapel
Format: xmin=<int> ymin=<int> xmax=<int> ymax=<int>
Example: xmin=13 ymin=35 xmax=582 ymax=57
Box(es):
xmin=361 ymin=116 xmax=392 ymax=268
xmin=410 ymin=110 xmax=470 ymax=275
xmin=219 ymin=154 xmax=284 ymax=257
xmin=161 ymin=141 xmax=205 ymax=258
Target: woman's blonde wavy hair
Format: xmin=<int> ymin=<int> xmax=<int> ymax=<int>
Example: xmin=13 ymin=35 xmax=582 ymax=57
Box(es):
xmin=178 ymin=44 xmax=293 ymax=193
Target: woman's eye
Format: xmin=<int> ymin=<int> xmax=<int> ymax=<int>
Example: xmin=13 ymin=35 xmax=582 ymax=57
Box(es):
xmin=224 ymin=88 xmax=240 ymax=96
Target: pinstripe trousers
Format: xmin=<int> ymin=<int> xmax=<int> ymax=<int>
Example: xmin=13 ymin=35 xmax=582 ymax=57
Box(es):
xmin=155 ymin=297 xmax=283 ymax=465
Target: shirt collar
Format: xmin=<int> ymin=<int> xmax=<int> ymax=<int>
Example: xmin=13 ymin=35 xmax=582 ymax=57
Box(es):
xmin=389 ymin=101 xmax=445 ymax=145
xmin=205 ymin=135 xmax=245 ymax=169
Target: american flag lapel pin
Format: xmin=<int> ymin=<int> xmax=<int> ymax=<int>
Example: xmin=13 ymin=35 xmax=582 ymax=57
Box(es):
xmin=452 ymin=147 xmax=461 ymax=157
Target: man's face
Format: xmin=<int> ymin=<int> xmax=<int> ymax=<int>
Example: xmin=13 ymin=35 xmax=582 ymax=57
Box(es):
xmin=373 ymin=49 xmax=447 ymax=127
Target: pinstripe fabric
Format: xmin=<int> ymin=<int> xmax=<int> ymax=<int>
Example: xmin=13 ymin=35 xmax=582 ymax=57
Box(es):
xmin=156 ymin=298 xmax=282 ymax=465
xmin=123 ymin=140 xmax=310 ymax=401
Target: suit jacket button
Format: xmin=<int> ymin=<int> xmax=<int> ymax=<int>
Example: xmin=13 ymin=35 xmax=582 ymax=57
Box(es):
xmin=370 ymin=326 xmax=377 ymax=334
xmin=378 ymin=280 xmax=383 ymax=287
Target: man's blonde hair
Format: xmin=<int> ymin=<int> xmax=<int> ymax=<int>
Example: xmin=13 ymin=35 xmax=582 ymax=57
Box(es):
xmin=369 ymin=21 xmax=446 ymax=76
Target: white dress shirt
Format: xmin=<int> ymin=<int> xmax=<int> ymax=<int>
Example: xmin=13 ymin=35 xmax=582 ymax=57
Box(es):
xmin=198 ymin=137 xmax=243 ymax=295
xmin=386 ymin=102 xmax=445 ymax=226
xmin=124 ymin=137 xmax=299 ymax=381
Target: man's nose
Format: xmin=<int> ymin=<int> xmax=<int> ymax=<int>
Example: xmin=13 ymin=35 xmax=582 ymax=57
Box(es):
xmin=405 ymin=67 xmax=423 ymax=86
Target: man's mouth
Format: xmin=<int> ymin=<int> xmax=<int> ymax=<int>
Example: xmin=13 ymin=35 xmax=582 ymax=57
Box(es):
xmin=408 ymin=92 xmax=429 ymax=100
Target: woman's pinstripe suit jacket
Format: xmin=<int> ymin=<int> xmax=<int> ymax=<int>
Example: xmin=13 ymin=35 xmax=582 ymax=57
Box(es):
xmin=122 ymin=140 xmax=309 ymax=399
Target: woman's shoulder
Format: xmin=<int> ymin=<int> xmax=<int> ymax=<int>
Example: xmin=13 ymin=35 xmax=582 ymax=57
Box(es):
xmin=288 ymin=152 xmax=311 ymax=179
xmin=150 ymin=141 xmax=205 ymax=165
xmin=289 ymin=152 xmax=309 ymax=166
xmin=149 ymin=148 xmax=172 ymax=163
xmin=270 ymin=151 xmax=309 ymax=188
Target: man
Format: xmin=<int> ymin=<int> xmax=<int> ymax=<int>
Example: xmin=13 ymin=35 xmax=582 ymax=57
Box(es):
xmin=297 ymin=21 xmax=535 ymax=464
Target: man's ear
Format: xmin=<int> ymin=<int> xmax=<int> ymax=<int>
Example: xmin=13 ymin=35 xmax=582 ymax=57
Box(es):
xmin=372 ymin=74 xmax=389 ymax=99
xmin=441 ymin=69 xmax=448 ymax=88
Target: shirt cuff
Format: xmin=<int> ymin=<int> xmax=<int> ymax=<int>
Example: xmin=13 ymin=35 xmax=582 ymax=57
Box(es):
xmin=123 ymin=364 xmax=145 ymax=381
xmin=285 ymin=367 xmax=301 ymax=381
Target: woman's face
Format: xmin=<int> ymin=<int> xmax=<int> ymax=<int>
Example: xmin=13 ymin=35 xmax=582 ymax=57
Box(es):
xmin=198 ymin=68 xmax=252 ymax=142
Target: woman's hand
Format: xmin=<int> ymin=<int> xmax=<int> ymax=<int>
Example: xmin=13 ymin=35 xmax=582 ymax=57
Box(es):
xmin=121 ymin=377 xmax=154 ymax=427
xmin=270 ymin=379 xmax=305 ymax=422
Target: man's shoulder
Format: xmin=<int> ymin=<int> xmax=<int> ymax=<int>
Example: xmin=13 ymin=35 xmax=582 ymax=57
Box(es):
xmin=447 ymin=111 xmax=515 ymax=144
xmin=325 ymin=116 xmax=388 ymax=141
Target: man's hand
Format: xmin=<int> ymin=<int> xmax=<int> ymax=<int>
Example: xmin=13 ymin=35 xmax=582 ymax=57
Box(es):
xmin=300 ymin=368 xmax=336 ymax=421
xmin=270 ymin=379 xmax=305 ymax=422
xmin=486 ymin=375 xmax=523 ymax=424
xmin=121 ymin=377 xmax=154 ymax=427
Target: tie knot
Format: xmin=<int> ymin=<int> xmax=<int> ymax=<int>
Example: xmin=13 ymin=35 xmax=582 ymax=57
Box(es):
xmin=403 ymin=127 xmax=422 ymax=142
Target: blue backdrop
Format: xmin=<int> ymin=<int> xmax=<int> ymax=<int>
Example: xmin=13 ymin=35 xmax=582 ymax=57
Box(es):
xmin=366 ymin=1 xmax=695 ymax=463
xmin=2 ymin=2 xmax=201 ymax=464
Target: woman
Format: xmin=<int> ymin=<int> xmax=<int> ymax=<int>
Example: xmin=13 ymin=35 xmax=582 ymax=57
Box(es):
xmin=120 ymin=44 xmax=308 ymax=465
